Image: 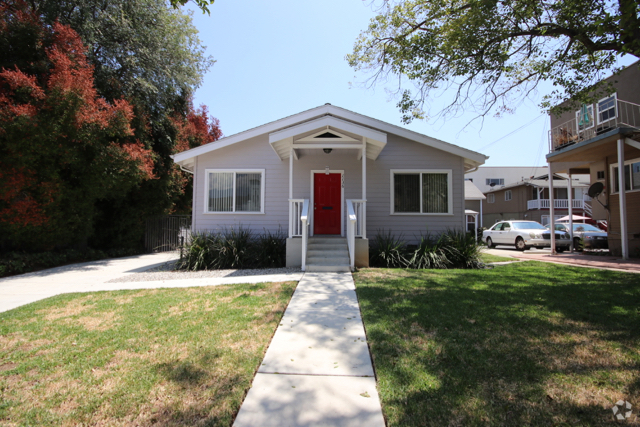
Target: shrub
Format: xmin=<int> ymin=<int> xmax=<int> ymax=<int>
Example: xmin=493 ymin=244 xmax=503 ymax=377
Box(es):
xmin=369 ymin=230 xmax=409 ymax=268
xmin=440 ymin=228 xmax=484 ymax=269
xmin=177 ymin=228 xmax=287 ymax=271
xmin=369 ymin=229 xmax=483 ymax=270
xmin=407 ymin=233 xmax=452 ymax=269
xmin=254 ymin=229 xmax=287 ymax=268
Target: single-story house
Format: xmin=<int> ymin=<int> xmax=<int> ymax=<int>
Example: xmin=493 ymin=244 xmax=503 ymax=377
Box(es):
xmin=171 ymin=104 xmax=487 ymax=270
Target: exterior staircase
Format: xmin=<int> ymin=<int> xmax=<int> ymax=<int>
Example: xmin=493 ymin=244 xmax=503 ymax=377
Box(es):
xmin=305 ymin=236 xmax=351 ymax=272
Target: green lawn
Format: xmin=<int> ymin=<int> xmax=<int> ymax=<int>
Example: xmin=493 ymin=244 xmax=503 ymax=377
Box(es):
xmin=0 ymin=282 xmax=296 ymax=426
xmin=480 ymin=252 xmax=516 ymax=263
xmin=354 ymin=263 xmax=640 ymax=426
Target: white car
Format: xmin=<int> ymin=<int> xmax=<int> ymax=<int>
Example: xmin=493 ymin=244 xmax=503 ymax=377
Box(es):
xmin=483 ymin=220 xmax=571 ymax=252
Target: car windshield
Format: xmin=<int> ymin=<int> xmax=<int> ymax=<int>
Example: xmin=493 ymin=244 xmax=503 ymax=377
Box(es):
xmin=572 ymin=224 xmax=602 ymax=232
xmin=511 ymin=221 xmax=546 ymax=230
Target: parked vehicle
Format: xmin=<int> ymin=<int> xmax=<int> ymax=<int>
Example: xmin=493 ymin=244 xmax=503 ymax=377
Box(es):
xmin=483 ymin=220 xmax=571 ymax=251
xmin=548 ymin=223 xmax=609 ymax=250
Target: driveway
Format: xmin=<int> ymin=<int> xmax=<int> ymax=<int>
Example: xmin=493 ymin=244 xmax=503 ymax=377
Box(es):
xmin=484 ymin=247 xmax=640 ymax=273
xmin=0 ymin=252 xmax=178 ymax=313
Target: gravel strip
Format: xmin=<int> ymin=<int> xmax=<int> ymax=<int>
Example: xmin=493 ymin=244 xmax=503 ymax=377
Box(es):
xmin=108 ymin=265 xmax=302 ymax=283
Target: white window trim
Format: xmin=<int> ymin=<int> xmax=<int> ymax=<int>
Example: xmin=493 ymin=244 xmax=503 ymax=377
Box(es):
xmin=596 ymin=93 xmax=617 ymax=125
xmin=610 ymin=157 xmax=640 ymax=194
xmin=389 ymin=169 xmax=453 ymax=215
xmin=505 ymin=190 xmax=512 ymax=201
xmin=575 ymin=104 xmax=594 ymax=130
xmin=204 ymin=169 xmax=266 ymax=214
xmin=487 ymin=193 xmax=495 ymax=203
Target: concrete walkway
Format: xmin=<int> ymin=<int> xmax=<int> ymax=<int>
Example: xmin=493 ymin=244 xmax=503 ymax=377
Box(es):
xmin=0 ymin=253 xmax=304 ymax=313
xmin=233 ymin=272 xmax=385 ymax=427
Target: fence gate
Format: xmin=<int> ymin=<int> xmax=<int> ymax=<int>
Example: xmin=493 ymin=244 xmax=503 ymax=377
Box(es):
xmin=145 ymin=215 xmax=191 ymax=253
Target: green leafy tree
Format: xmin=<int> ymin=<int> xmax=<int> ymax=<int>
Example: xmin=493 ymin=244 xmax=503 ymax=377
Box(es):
xmin=169 ymin=0 xmax=215 ymax=14
xmin=348 ymin=0 xmax=640 ymax=123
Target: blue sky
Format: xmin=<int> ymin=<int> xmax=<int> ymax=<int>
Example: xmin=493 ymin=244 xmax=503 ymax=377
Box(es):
xmin=186 ymin=0 xmax=634 ymax=167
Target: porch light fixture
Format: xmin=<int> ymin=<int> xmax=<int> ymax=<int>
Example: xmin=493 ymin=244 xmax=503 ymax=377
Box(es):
xmin=323 ymin=148 xmax=332 ymax=154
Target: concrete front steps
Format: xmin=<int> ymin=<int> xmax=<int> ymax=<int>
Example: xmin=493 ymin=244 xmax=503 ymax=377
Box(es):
xmin=306 ymin=236 xmax=351 ymax=272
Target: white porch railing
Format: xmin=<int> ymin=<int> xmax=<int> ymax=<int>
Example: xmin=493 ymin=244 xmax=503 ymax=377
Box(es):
xmin=346 ymin=199 xmax=357 ymax=270
xmin=549 ymin=99 xmax=640 ymax=152
xmin=289 ymin=199 xmax=304 ymax=237
xmin=527 ymin=199 xmax=586 ymax=210
xmin=583 ymin=198 xmax=593 ymax=216
xmin=350 ymin=199 xmax=366 ymax=238
xmin=300 ymin=199 xmax=309 ymax=271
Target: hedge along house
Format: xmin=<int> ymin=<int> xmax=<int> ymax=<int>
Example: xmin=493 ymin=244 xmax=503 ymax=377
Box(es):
xmin=172 ymin=104 xmax=487 ymax=271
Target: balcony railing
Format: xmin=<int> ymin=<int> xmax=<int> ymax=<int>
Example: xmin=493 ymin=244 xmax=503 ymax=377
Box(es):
xmin=549 ymin=99 xmax=640 ymax=152
xmin=527 ymin=199 xmax=587 ymax=210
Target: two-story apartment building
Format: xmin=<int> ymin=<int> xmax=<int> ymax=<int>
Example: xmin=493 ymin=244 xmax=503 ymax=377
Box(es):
xmin=546 ymin=61 xmax=640 ymax=258
xmin=482 ymin=174 xmax=591 ymax=226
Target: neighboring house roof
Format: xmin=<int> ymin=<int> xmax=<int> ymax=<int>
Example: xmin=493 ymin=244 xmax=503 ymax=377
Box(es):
xmin=464 ymin=180 xmax=486 ymax=200
xmin=485 ymin=179 xmax=589 ymax=194
xmin=172 ymin=104 xmax=488 ymax=171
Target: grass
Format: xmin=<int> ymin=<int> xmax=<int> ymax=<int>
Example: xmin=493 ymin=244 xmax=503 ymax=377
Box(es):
xmin=354 ymin=262 xmax=640 ymax=426
xmin=480 ymin=252 xmax=517 ymax=263
xmin=0 ymin=281 xmax=296 ymax=426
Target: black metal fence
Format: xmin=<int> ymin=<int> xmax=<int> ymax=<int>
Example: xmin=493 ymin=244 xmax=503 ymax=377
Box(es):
xmin=145 ymin=215 xmax=191 ymax=253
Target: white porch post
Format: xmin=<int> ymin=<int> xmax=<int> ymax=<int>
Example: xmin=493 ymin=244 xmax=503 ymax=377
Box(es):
xmin=480 ymin=199 xmax=483 ymax=227
xmin=568 ymin=173 xmax=574 ymax=252
xmin=617 ymin=138 xmax=629 ymax=259
xmin=549 ymin=167 xmax=556 ymax=254
xmin=289 ymin=148 xmax=293 ymax=238
xmin=538 ymin=188 xmax=543 ymax=209
xmin=362 ymin=142 xmax=367 ymax=239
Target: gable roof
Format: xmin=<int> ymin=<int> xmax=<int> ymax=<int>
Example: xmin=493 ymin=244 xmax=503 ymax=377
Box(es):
xmin=464 ymin=180 xmax=486 ymax=200
xmin=172 ymin=104 xmax=488 ymax=170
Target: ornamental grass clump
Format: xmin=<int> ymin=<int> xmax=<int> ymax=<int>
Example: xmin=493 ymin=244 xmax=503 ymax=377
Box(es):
xmin=177 ymin=228 xmax=286 ymax=271
xmin=407 ymin=233 xmax=452 ymax=269
xmin=440 ymin=228 xmax=484 ymax=269
xmin=369 ymin=230 xmax=409 ymax=268
xmin=369 ymin=229 xmax=483 ymax=270
xmin=254 ymin=229 xmax=287 ymax=268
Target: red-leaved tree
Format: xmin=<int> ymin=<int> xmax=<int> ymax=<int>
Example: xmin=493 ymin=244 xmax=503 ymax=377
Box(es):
xmin=167 ymin=101 xmax=223 ymax=214
xmin=0 ymin=1 xmax=155 ymax=250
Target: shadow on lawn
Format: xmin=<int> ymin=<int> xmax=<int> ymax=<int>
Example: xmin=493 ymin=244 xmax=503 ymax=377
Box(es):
xmin=356 ymin=263 xmax=640 ymax=426
xmin=150 ymin=349 xmax=248 ymax=426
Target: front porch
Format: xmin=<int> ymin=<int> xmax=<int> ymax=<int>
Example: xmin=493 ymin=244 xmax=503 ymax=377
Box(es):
xmin=269 ymin=115 xmax=387 ymax=271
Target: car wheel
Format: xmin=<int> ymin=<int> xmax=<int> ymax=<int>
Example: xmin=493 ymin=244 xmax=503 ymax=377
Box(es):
xmin=486 ymin=237 xmax=495 ymax=248
xmin=515 ymin=237 xmax=527 ymax=251
xmin=573 ymin=237 xmax=583 ymax=252
xmin=556 ymin=246 xmax=566 ymax=253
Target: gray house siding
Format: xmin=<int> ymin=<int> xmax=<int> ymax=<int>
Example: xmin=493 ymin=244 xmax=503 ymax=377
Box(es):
xmin=191 ymin=132 xmax=466 ymax=242
xmin=193 ymin=134 xmax=289 ymax=235
xmin=365 ymin=134 xmax=465 ymax=242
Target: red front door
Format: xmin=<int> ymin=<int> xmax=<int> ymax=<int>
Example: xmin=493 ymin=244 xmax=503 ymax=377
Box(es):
xmin=314 ymin=173 xmax=341 ymax=235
